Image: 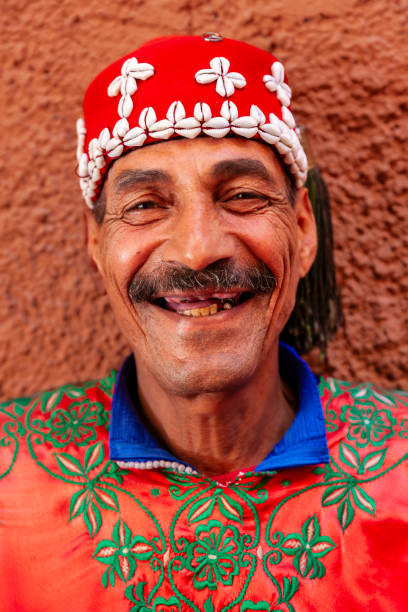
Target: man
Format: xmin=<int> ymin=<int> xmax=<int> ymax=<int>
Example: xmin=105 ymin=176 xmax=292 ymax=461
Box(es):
xmin=1 ymin=35 xmax=407 ymax=611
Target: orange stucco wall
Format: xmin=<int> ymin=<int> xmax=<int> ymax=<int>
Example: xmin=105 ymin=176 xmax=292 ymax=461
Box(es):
xmin=1 ymin=0 xmax=407 ymax=401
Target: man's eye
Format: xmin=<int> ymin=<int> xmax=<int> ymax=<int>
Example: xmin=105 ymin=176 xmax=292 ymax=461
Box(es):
xmin=127 ymin=201 xmax=159 ymax=211
xmin=231 ymin=192 xmax=260 ymax=200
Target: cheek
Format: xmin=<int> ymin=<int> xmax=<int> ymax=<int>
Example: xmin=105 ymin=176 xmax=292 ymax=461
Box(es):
xmin=233 ymin=213 xmax=299 ymax=283
xmin=100 ymin=228 xmax=155 ymax=295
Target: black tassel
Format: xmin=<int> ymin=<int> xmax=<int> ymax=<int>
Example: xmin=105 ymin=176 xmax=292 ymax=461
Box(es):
xmin=280 ymin=166 xmax=343 ymax=356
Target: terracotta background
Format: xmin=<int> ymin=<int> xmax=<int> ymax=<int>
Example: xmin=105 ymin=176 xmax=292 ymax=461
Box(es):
xmin=1 ymin=0 xmax=407 ymax=401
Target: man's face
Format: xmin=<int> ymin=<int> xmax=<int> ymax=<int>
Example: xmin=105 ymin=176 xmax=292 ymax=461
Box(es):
xmin=86 ymin=137 xmax=316 ymax=395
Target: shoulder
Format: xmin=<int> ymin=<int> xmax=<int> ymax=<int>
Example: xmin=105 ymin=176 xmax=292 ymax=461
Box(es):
xmin=0 ymin=370 xmax=117 ymax=481
xmin=317 ymin=375 xmax=408 ymax=489
xmin=318 ymin=375 xmax=408 ymax=430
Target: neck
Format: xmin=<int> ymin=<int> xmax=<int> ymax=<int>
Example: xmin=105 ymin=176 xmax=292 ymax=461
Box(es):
xmin=135 ymin=348 xmax=296 ymax=477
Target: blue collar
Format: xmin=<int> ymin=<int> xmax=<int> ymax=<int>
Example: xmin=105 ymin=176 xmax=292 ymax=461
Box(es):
xmin=109 ymin=343 xmax=329 ymax=473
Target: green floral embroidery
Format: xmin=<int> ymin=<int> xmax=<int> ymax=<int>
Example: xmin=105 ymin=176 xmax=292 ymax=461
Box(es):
xmin=241 ymin=576 xmax=298 ymax=611
xmin=185 ymin=520 xmax=244 ymax=590
xmin=126 ymin=582 xmax=181 ymax=611
xmin=340 ymin=402 xmax=395 ymax=447
xmin=39 ymin=381 xmax=96 ymax=413
xmin=273 ymin=515 xmax=335 ymax=579
xmin=315 ymin=444 xmax=381 ymax=530
xmin=3 ymin=374 xmax=408 ymax=611
xmin=99 ymin=370 xmax=116 ymax=398
xmin=54 ymin=442 xmax=127 ymax=537
xmin=94 ymin=520 xmax=155 ymax=587
xmin=45 ymin=400 xmax=108 ymax=447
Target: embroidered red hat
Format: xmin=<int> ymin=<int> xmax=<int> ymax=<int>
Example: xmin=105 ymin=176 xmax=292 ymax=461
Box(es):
xmin=77 ymin=34 xmax=307 ymax=208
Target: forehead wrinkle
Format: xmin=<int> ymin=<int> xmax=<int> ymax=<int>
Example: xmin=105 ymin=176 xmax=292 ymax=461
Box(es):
xmin=112 ymin=169 xmax=172 ymax=193
xmin=211 ymin=158 xmax=279 ymax=187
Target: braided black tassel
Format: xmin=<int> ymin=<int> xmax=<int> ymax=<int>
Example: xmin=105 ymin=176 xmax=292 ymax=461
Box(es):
xmin=280 ymin=166 xmax=343 ymax=355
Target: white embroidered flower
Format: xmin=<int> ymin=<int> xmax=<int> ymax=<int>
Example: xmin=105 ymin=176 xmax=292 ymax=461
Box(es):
xmin=107 ymin=57 xmax=154 ymax=119
xmin=195 ymin=57 xmax=246 ymax=98
xmin=263 ymin=62 xmax=292 ymax=107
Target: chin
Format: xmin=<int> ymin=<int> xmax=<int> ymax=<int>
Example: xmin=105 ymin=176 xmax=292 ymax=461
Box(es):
xmin=146 ymin=353 xmax=260 ymax=397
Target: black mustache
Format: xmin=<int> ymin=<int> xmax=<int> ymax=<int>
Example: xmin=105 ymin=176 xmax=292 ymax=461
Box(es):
xmin=128 ymin=260 xmax=277 ymax=303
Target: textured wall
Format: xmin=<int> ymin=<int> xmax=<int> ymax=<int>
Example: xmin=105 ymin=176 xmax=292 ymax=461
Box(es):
xmin=1 ymin=0 xmax=407 ymax=401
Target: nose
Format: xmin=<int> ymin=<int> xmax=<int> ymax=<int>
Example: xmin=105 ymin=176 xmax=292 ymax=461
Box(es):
xmin=161 ymin=198 xmax=237 ymax=270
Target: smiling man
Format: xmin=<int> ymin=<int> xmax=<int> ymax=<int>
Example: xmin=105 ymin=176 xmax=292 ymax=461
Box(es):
xmin=1 ymin=35 xmax=408 ymax=611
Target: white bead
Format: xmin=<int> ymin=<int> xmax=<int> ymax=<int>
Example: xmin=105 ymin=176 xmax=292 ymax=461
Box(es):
xmin=139 ymin=107 xmax=157 ymax=130
xmin=166 ymin=101 xmax=186 ymax=123
xmin=194 ymin=102 xmax=212 ymax=123
xmin=231 ymin=125 xmax=258 ymax=138
xmin=220 ymin=101 xmax=238 ymax=122
xmin=250 ymin=104 xmax=266 ymax=125
xmin=118 ymin=94 xmax=133 ymax=119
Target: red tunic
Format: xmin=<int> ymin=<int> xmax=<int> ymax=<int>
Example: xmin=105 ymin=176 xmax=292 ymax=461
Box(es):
xmin=1 ymin=373 xmax=408 ymax=611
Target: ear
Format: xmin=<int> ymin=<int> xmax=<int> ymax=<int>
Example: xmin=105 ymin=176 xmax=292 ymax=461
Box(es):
xmin=83 ymin=208 xmax=104 ymax=275
xmin=295 ymin=187 xmax=318 ymax=278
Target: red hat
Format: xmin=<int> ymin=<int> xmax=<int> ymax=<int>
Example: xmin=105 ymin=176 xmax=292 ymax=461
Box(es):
xmin=77 ymin=34 xmax=307 ymax=208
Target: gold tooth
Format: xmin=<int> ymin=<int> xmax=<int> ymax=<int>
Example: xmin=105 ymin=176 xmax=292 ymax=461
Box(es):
xmin=223 ymin=302 xmax=232 ymax=310
xmin=191 ymin=308 xmax=201 ymax=317
xmin=200 ymin=306 xmax=210 ymax=316
xmin=209 ymin=303 xmax=217 ymax=315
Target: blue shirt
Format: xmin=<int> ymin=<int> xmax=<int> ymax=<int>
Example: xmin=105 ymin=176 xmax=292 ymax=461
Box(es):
xmin=109 ymin=343 xmax=329 ymax=473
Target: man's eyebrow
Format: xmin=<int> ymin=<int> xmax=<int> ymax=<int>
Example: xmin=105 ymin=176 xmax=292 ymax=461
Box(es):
xmin=113 ymin=169 xmax=171 ymax=192
xmin=211 ymin=158 xmax=279 ymax=186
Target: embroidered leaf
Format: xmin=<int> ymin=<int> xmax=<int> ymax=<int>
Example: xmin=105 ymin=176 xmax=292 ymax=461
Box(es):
xmin=217 ymin=493 xmax=244 ymax=523
xmin=322 ymin=485 xmax=348 ymax=506
xmin=55 ymin=452 xmax=85 ymax=477
xmin=69 ymin=488 xmax=89 ymax=519
xmin=112 ymin=519 xmax=132 ymax=547
xmin=95 ymin=545 xmax=117 ymax=560
xmin=311 ymin=538 xmax=336 ymax=557
xmin=312 ymin=467 xmax=326 ymax=475
xmin=118 ymin=554 xmax=132 ymax=581
xmin=352 ymin=486 xmax=376 ymax=515
xmin=373 ymin=390 xmax=396 ymax=407
xmin=281 ymin=575 xmax=299 ymax=601
xmin=84 ymin=442 xmax=104 ymax=472
xmin=337 ymin=496 xmax=355 ymax=530
xmin=102 ymin=566 xmax=110 ymax=588
xmin=129 ymin=536 xmax=153 ymax=560
xmin=187 ymin=496 xmax=215 ymax=524
xmin=296 ymin=550 xmax=312 ymax=577
xmin=204 ymin=596 xmax=215 ymax=612
xmin=281 ymin=537 xmax=301 ymax=553
xmin=93 ymin=487 xmax=119 ymax=512
xmin=84 ymin=501 xmax=102 ymax=537
xmin=362 ymin=448 xmax=387 ymax=472
xmin=304 ymin=515 xmax=318 ymax=542
xmin=42 ymin=389 xmax=63 ymax=412
xmin=339 ymin=442 xmax=361 ymax=470
xmin=109 ymin=567 xmax=115 ymax=587
xmin=241 ymin=601 xmax=270 ymax=611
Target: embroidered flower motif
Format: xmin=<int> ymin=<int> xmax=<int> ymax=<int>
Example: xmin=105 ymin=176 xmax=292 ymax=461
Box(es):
xmin=263 ymin=62 xmax=292 ymax=107
xmin=54 ymin=442 xmax=127 ymax=537
xmin=340 ymin=403 xmax=396 ymax=447
xmin=195 ymin=57 xmax=246 ymax=97
xmin=45 ymin=400 xmax=107 ymax=447
xmin=186 ymin=520 xmax=243 ymax=590
xmin=279 ymin=515 xmax=336 ymax=579
xmin=107 ymin=57 xmax=154 ymax=118
xmin=94 ymin=519 xmax=154 ymax=587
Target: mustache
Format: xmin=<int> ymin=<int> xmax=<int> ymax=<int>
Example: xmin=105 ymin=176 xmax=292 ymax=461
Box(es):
xmin=128 ymin=260 xmax=277 ymax=303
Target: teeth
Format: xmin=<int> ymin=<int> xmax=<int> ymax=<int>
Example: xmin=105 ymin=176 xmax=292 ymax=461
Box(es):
xmin=180 ymin=301 xmax=235 ymax=317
